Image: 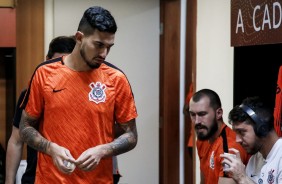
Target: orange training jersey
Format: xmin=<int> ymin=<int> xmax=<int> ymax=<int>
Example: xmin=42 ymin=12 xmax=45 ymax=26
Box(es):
xmin=23 ymin=56 xmax=138 ymax=184
xmin=274 ymin=65 xmax=282 ymax=137
xmin=185 ymin=83 xmax=194 ymax=147
xmin=196 ymin=124 xmax=249 ymax=184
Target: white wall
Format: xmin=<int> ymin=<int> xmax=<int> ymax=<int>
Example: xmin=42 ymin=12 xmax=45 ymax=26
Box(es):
xmin=196 ymin=0 xmax=233 ymax=183
xmin=45 ymin=1 xmax=159 ymax=184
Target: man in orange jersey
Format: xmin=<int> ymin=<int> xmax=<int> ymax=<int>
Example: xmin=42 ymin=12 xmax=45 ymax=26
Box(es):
xmin=5 ymin=35 xmax=76 ymax=184
xmin=19 ymin=6 xmax=138 ymax=184
xmin=187 ymin=89 xmax=249 ymax=184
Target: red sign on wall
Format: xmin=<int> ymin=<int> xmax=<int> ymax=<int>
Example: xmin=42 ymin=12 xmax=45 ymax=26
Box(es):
xmin=231 ymin=0 xmax=282 ymax=46
xmin=0 ymin=8 xmax=16 ymax=47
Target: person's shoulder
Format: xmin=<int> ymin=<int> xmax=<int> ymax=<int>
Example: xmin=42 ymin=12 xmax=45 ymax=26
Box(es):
xmin=101 ymin=61 xmax=131 ymax=85
xmin=16 ymin=89 xmax=27 ymax=107
xmin=273 ymin=139 xmax=282 ymax=151
xmin=101 ymin=61 xmax=126 ymax=76
xmin=223 ymin=124 xmax=233 ymax=131
xmin=19 ymin=89 xmax=27 ymax=99
xmin=42 ymin=57 xmax=63 ymax=68
xmin=32 ymin=57 xmax=64 ymax=78
xmin=277 ymin=138 xmax=282 ymax=144
xmin=36 ymin=57 xmax=63 ymax=70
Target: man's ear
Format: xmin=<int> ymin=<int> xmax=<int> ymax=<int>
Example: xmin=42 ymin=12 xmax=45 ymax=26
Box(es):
xmin=75 ymin=31 xmax=84 ymax=43
xmin=216 ymin=108 xmax=223 ymax=120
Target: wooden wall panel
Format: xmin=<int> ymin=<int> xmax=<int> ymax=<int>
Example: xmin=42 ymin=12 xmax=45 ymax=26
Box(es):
xmin=0 ymin=0 xmax=15 ymax=7
xmin=16 ymin=0 xmax=44 ymax=159
xmin=16 ymin=0 xmax=44 ymax=98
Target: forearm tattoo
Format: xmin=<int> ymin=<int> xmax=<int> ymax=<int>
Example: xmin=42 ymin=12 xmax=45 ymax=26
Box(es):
xmin=19 ymin=111 xmax=50 ymax=154
xmin=111 ymin=119 xmax=138 ymax=155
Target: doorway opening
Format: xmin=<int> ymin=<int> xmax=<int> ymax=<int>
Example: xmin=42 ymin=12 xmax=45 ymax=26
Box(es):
xmin=0 ymin=48 xmax=16 ymax=149
xmin=234 ymin=44 xmax=282 ymax=109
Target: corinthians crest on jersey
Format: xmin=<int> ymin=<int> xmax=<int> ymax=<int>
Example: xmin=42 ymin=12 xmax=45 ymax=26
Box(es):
xmin=89 ymin=82 xmax=106 ymax=104
xmin=210 ymin=151 xmax=215 ymax=170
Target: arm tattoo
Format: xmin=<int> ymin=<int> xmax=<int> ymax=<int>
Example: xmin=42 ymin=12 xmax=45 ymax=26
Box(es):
xmin=111 ymin=119 xmax=138 ymax=155
xmin=19 ymin=110 xmax=50 ymax=154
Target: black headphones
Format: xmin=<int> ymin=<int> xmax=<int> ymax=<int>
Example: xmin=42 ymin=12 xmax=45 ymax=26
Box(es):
xmin=239 ymin=104 xmax=269 ymax=137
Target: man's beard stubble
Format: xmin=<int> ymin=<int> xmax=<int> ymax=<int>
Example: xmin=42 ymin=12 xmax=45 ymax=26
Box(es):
xmin=247 ymin=137 xmax=263 ymax=155
xmin=80 ymin=47 xmax=101 ymax=69
xmin=196 ymin=118 xmax=218 ymax=141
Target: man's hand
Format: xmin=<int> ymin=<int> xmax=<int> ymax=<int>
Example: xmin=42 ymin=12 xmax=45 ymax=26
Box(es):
xmin=48 ymin=142 xmax=76 ymax=174
xmin=75 ymin=145 xmax=104 ymax=171
xmin=220 ymin=148 xmax=254 ymax=184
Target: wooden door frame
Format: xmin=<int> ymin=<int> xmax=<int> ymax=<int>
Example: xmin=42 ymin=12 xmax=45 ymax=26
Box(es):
xmin=159 ymin=0 xmax=197 ymax=183
xmin=159 ymin=0 xmax=181 ymax=183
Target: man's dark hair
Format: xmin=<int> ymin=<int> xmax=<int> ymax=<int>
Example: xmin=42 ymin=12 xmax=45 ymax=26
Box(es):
xmin=78 ymin=6 xmax=117 ymax=36
xmin=191 ymin=89 xmax=222 ymax=110
xmin=46 ymin=36 xmax=76 ymax=59
xmin=228 ymin=96 xmax=274 ymax=131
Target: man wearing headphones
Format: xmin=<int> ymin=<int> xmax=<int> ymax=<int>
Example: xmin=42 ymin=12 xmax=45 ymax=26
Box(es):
xmin=221 ymin=96 xmax=282 ymax=184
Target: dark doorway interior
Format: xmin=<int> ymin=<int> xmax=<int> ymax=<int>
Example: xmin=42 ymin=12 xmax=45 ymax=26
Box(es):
xmin=234 ymin=44 xmax=282 ymax=109
xmin=0 ymin=48 xmax=16 ymax=148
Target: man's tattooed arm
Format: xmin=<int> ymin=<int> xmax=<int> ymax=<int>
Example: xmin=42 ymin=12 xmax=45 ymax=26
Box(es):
xmin=19 ymin=110 xmax=51 ymax=154
xmin=110 ymin=118 xmax=138 ymax=156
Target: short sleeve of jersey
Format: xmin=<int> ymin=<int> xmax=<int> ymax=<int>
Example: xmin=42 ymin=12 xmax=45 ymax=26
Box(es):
xmin=24 ymin=67 xmax=45 ymax=118
xmin=13 ymin=89 xmax=27 ymax=128
xmin=114 ymin=74 xmax=138 ymax=123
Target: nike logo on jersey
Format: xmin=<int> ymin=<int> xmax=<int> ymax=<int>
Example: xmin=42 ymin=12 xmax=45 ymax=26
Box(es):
xmin=53 ymin=88 xmax=66 ymax=93
xmin=251 ymin=174 xmax=256 ymax=177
